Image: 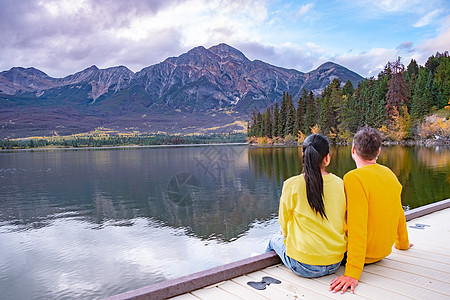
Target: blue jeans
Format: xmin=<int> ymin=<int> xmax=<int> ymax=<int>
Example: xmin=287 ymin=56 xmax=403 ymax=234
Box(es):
xmin=265 ymin=234 xmax=341 ymax=278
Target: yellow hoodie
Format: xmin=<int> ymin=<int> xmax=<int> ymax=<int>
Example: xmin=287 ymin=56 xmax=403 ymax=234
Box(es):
xmin=343 ymin=164 xmax=410 ymax=280
xmin=279 ymin=173 xmax=347 ymax=266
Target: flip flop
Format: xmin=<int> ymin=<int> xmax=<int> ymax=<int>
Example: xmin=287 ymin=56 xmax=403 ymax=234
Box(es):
xmin=247 ymin=276 xmax=281 ymax=290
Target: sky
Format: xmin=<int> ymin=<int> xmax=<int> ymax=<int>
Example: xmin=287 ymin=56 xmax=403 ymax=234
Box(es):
xmin=1 ymin=0 xmax=449 ymax=78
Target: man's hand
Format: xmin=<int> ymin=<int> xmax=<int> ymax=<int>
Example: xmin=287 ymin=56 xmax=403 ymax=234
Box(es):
xmin=395 ymin=243 xmax=414 ymax=250
xmin=330 ymin=275 xmax=358 ymax=294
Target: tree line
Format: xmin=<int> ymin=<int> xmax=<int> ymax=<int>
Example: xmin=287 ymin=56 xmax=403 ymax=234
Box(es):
xmin=0 ymin=133 xmax=247 ymax=149
xmin=248 ymin=52 xmax=450 ymax=143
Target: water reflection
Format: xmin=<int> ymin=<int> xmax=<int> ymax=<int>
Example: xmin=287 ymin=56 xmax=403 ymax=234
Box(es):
xmin=378 ymin=146 xmax=450 ymax=208
xmin=1 ymin=145 xmax=448 ymax=236
xmin=0 ymin=145 xmax=448 ymax=299
xmin=248 ymin=145 xmax=449 ymax=209
xmin=0 ymin=146 xmax=281 ymax=241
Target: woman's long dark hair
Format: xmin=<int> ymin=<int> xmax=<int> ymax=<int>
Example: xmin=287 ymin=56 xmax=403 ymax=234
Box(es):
xmin=302 ymin=134 xmax=330 ymax=219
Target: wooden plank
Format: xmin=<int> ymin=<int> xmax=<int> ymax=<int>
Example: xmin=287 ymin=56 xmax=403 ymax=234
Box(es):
xmin=245 ymin=270 xmax=334 ymax=300
xmin=391 ymin=248 xmax=450 ymax=265
xmin=363 ymin=264 xmax=450 ymax=294
xmin=407 ymin=228 xmax=450 ymax=241
xmin=103 ymin=251 xmax=281 ymax=300
xmin=262 ymin=265 xmax=368 ymax=299
xmin=404 ymin=242 xmax=450 ymax=257
xmin=334 ymin=268 xmax=448 ymax=299
xmin=231 ymin=274 xmax=308 ymax=299
xmin=313 ymin=269 xmax=412 ymax=299
xmin=403 ymin=237 xmax=450 ymax=252
xmin=169 ymin=293 xmax=200 ymax=300
xmin=105 ymin=202 xmax=450 ymax=300
xmin=191 ymin=284 xmax=242 ymax=300
xmin=405 ymin=199 xmax=450 ymax=221
xmin=386 ymin=252 xmax=450 ymax=274
xmin=376 ymin=258 xmax=450 ymax=280
xmin=216 ymin=280 xmax=270 ymax=300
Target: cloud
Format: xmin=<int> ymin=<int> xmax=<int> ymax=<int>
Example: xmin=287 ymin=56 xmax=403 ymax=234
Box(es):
xmin=0 ymin=0 xmax=269 ymax=77
xmin=370 ymin=0 xmax=417 ymax=12
xmin=236 ymin=41 xmax=326 ymax=73
xmin=0 ymin=0 xmax=448 ymax=80
xmin=414 ymin=9 xmax=442 ymax=27
xmin=414 ymin=15 xmax=450 ymax=63
xmin=296 ymin=3 xmax=314 ymax=18
xmin=334 ymin=48 xmax=398 ymax=78
xmin=396 ymin=41 xmax=413 ymax=50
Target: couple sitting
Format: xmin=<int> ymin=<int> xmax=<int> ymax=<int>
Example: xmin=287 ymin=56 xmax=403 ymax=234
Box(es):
xmin=266 ymin=126 xmax=412 ymax=294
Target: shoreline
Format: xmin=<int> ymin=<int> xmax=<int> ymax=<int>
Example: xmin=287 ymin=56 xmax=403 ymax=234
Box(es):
xmin=0 ymin=142 xmax=249 ymax=152
xmin=2 ymin=139 xmax=449 ymax=151
xmin=248 ymin=138 xmax=450 ymax=147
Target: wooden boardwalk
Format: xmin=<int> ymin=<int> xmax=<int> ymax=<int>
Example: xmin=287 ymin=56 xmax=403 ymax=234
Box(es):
xmin=170 ymin=206 xmax=450 ymax=300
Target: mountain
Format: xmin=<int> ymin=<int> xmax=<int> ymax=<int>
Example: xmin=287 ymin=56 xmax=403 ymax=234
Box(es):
xmin=0 ymin=43 xmax=364 ymax=139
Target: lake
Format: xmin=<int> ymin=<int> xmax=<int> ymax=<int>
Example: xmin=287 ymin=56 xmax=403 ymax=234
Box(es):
xmin=0 ymin=145 xmax=449 ymax=299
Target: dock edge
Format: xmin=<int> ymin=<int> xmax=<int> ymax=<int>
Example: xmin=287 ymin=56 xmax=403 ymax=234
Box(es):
xmin=104 ymin=198 xmax=450 ymax=300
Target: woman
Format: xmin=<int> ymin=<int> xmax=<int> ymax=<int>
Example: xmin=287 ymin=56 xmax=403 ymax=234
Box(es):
xmin=266 ymin=134 xmax=346 ymax=278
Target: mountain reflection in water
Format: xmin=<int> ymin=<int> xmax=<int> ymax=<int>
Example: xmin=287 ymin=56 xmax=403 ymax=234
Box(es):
xmin=0 ymin=145 xmax=448 ymax=299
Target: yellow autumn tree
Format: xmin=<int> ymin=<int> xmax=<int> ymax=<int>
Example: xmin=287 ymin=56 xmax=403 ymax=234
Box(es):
xmin=297 ymin=130 xmax=306 ymax=143
xmin=310 ymin=124 xmax=320 ymax=134
xmin=379 ymin=106 xmax=411 ymax=141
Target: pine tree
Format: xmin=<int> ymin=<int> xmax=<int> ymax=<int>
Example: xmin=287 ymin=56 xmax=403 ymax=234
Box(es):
xmin=297 ymin=89 xmax=307 ymax=131
xmin=248 ymin=110 xmax=258 ymax=137
xmin=371 ymin=74 xmax=388 ymax=128
xmin=432 ymin=53 xmax=450 ymax=109
xmin=342 ymin=80 xmax=354 ymax=96
xmin=279 ymin=92 xmax=287 ymax=137
xmin=256 ymin=112 xmax=263 ymax=137
xmin=304 ymin=91 xmax=317 ymax=134
xmin=263 ymin=107 xmax=272 ymax=137
xmin=285 ymin=93 xmax=296 ymax=136
xmin=386 ymin=58 xmax=410 ymax=123
xmin=406 ymin=59 xmax=419 ymax=85
xmin=411 ymin=67 xmax=431 ymax=119
xmin=272 ymin=102 xmax=280 ymax=137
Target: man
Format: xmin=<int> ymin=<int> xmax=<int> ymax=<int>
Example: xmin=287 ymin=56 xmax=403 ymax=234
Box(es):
xmin=330 ymin=127 xmax=412 ymax=294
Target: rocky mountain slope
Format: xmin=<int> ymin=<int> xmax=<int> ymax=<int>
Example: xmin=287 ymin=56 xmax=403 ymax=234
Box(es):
xmin=0 ymin=43 xmax=363 ymax=138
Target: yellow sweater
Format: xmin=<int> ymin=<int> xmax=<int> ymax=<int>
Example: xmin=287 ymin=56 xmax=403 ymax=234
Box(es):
xmin=279 ymin=173 xmax=347 ymax=265
xmin=343 ymin=164 xmax=410 ymax=280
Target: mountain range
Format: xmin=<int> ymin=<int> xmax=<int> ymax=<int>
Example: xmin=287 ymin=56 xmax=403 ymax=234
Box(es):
xmin=0 ymin=43 xmax=363 ymax=139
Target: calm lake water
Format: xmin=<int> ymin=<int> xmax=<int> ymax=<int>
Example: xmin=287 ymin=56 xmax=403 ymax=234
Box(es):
xmin=0 ymin=145 xmax=449 ymax=299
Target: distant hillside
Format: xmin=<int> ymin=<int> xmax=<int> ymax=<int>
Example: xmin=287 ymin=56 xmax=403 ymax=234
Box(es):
xmin=0 ymin=43 xmax=363 ymax=138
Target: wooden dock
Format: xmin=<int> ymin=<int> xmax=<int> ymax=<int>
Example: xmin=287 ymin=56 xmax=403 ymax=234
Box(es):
xmin=105 ymin=199 xmax=450 ymax=300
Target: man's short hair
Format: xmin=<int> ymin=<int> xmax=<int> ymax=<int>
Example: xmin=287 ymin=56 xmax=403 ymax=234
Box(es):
xmin=353 ymin=127 xmax=381 ymax=160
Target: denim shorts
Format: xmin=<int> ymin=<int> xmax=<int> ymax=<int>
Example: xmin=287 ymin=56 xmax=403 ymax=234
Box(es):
xmin=265 ymin=234 xmax=341 ymax=278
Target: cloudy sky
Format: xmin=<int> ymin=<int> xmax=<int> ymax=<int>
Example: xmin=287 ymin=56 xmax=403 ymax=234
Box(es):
xmin=1 ymin=0 xmax=449 ymax=78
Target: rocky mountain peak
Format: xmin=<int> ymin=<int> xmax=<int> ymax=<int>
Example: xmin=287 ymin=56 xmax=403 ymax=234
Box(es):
xmin=0 ymin=43 xmax=364 ymax=138
xmin=208 ymin=43 xmax=249 ymax=62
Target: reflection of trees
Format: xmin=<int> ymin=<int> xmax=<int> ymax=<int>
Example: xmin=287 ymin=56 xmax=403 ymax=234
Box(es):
xmin=2 ymin=145 xmax=448 ymax=238
xmin=248 ymin=145 xmax=449 ymax=210
xmin=248 ymin=146 xmax=302 ymax=184
xmin=378 ymin=146 xmax=412 ymax=184
xmin=379 ymin=146 xmax=450 ymax=208
xmin=147 ymin=173 xmax=280 ymax=242
xmin=416 ymin=146 xmax=450 ymax=169
xmin=247 ymin=146 xmax=355 ymax=183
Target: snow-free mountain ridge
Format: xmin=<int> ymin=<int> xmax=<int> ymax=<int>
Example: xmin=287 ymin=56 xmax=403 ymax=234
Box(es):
xmin=0 ymin=43 xmax=363 ymax=138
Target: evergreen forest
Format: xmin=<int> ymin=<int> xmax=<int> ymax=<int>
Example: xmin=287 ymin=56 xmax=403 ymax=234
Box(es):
xmin=248 ymin=52 xmax=450 ymax=143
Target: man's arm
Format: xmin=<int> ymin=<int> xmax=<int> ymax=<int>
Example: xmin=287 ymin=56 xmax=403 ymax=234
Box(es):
xmin=395 ymin=203 xmax=410 ymax=250
xmin=330 ymin=173 xmax=368 ymax=293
